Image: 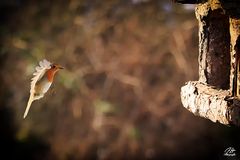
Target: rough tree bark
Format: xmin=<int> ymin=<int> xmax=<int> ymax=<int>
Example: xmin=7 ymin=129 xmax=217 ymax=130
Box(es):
xmin=176 ymin=0 xmax=240 ymax=126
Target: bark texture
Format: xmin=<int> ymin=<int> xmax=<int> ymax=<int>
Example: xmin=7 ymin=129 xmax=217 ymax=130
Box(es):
xmin=181 ymin=81 xmax=240 ymax=126
xmin=230 ymin=18 xmax=240 ymax=96
xmin=196 ymin=1 xmax=230 ymax=90
xmin=178 ymin=0 xmax=240 ymax=126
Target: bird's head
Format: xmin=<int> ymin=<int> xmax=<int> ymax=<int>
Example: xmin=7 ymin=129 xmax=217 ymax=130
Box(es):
xmin=50 ymin=64 xmax=64 ymax=71
xmin=47 ymin=63 xmax=64 ymax=82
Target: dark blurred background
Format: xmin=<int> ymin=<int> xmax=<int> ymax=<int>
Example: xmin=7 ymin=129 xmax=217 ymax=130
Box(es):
xmin=1 ymin=0 xmax=240 ymax=160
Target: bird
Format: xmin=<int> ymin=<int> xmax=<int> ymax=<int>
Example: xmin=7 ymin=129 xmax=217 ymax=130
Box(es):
xmin=23 ymin=59 xmax=64 ymax=119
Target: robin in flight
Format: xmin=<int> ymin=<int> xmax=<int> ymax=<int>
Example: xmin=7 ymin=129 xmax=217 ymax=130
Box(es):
xmin=23 ymin=59 xmax=64 ymax=119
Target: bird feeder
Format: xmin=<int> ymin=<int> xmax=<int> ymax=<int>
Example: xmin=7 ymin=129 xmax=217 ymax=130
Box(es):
xmin=175 ymin=0 xmax=240 ymax=126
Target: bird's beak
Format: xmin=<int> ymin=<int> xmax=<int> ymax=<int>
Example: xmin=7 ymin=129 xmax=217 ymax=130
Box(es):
xmin=56 ymin=64 xmax=64 ymax=69
xmin=58 ymin=66 xmax=64 ymax=69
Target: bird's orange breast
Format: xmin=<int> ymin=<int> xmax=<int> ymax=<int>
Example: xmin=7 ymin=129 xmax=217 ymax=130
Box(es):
xmin=47 ymin=68 xmax=57 ymax=82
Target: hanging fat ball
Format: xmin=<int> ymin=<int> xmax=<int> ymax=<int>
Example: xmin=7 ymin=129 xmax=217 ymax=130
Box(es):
xmin=23 ymin=59 xmax=64 ymax=119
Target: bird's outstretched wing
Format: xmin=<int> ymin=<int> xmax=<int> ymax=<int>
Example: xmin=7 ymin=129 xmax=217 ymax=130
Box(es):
xmin=23 ymin=59 xmax=51 ymax=119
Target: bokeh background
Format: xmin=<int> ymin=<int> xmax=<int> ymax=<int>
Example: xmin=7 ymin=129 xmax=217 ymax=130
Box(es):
xmin=1 ymin=0 xmax=240 ymax=160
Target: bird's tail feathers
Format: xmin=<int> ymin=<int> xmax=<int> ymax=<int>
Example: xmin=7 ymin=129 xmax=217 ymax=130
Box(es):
xmin=23 ymin=95 xmax=34 ymax=119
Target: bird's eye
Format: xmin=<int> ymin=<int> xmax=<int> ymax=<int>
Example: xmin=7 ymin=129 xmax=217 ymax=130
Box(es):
xmin=52 ymin=65 xmax=56 ymax=68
